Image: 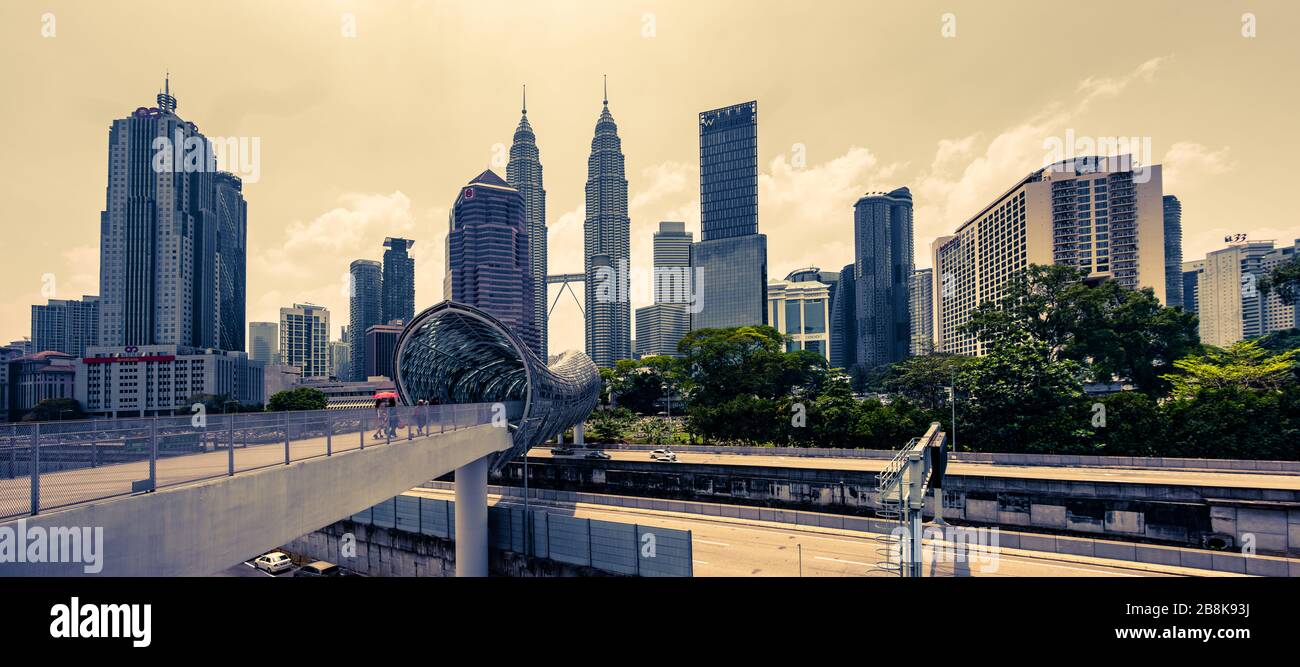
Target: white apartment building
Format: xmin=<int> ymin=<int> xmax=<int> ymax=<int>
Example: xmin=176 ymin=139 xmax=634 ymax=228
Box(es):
xmin=1197 ymin=240 xmax=1299 ymax=347
xmin=76 ymin=345 xmax=265 ymax=418
xmin=932 ymin=157 xmax=1166 ymax=355
xmin=767 ymin=279 xmax=832 ymax=361
xmin=280 ymin=303 xmax=331 ymax=379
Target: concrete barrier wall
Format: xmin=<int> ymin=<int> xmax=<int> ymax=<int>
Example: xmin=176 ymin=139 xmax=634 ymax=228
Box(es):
xmin=599 ymin=442 xmax=1300 ymax=473
xmin=426 ymin=481 xmax=1300 ymax=577
xmin=0 ymin=424 xmax=511 ymax=576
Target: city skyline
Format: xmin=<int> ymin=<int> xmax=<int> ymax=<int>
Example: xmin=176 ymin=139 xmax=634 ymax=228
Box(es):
xmin=1 ymin=2 xmax=1296 ymax=357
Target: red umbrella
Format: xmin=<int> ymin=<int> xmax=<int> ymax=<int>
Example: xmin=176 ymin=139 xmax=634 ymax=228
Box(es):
xmin=373 ymin=391 xmax=398 ymax=400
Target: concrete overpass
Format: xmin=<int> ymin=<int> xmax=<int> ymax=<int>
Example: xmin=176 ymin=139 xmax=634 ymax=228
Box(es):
xmin=0 ymin=407 xmax=511 ymax=577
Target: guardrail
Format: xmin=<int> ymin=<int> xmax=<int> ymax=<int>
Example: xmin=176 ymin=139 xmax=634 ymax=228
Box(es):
xmin=0 ymin=403 xmax=496 ymax=521
xmin=595 ymin=442 xmax=1300 ymax=474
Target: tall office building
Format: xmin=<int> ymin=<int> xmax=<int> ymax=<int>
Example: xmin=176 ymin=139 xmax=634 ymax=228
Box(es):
xmin=248 ymin=321 xmax=278 ymax=364
xmin=329 ymin=340 xmax=350 ymax=380
xmin=364 ymin=323 xmax=404 ymax=379
xmin=767 ymin=279 xmax=832 ymax=361
xmin=279 ymin=303 xmax=330 ymax=379
xmin=507 ymin=85 xmax=549 ymax=357
xmin=932 ymin=157 xmax=1166 ymax=355
xmin=1197 ymin=239 xmax=1299 ymax=347
xmin=1181 ymin=259 xmax=1205 ymax=316
xmin=692 ymin=101 xmax=767 ymax=330
xmin=583 ymin=80 xmax=632 ymax=366
xmin=381 ymin=237 xmax=415 ymax=326
xmin=909 ymin=268 xmax=934 ymax=356
xmin=634 ymin=221 xmax=695 ymax=358
xmin=98 ymin=77 xmax=244 ymax=352
xmin=348 ymin=259 xmax=383 ymax=380
xmin=829 ymin=263 xmax=856 ymax=370
xmin=1163 ymin=195 xmax=1183 ymax=310
xmin=31 ymin=296 xmax=100 ymax=358
xmin=215 ymin=172 xmax=247 ymax=352
xmin=853 ymin=187 xmax=914 ymax=367
xmin=445 ymin=170 xmax=541 ymax=355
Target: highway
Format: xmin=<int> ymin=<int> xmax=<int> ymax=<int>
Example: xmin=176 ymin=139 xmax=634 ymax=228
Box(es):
xmin=529 ymin=448 xmax=1300 ymax=491
xmin=406 ymin=487 xmax=1240 ymax=577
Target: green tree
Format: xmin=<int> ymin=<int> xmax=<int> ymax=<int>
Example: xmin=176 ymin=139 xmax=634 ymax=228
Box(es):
xmin=1164 ymin=385 xmax=1300 ymax=460
xmin=266 ymin=387 xmax=328 ymax=412
xmin=23 ymin=397 xmax=86 ymax=422
xmin=1260 ymin=255 xmax=1300 ymax=305
xmin=1086 ymin=391 xmax=1170 ymax=457
xmin=955 ymin=332 xmax=1091 ymax=454
xmin=883 ymin=354 xmax=971 ymax=410
xmin=1162 ymin=340 xmax=1299 ymax=400
xmin=963 ymin=264 xmax=1199 ymax=393
xmin=587 ymin=407 xmax=633 ymax=443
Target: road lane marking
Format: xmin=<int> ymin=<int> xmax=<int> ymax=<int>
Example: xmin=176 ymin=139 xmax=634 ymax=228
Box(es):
xmin=695 ymin=539 xmax=730 ymax=547
xmin=815 ymin=556 xmax=872 ymax=567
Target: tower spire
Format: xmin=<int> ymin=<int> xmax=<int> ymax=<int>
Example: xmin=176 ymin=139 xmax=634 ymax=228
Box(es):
xmin=156 ymin=70 xmax=177 ymax=113
xmin=522 ymin=83 xmax=527 ymax=114
xmin=602 ymin=74 xmax=608 ymax=106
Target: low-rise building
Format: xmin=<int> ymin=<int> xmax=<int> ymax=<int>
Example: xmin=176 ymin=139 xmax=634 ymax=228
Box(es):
xmin=76 ymin=345 xmax=264 ymax=418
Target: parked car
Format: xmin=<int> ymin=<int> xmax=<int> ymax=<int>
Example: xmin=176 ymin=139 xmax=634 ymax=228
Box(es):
xmin=253 ymin=552 xmax=293 ymax=574
xmin=550 ymin=446 xmax=575 ymax=456
xmin=294 ymin=560 xmax=341 ymax=577
xmin=584 ymin=450 xmax=611 ymax=460
xmin=649 ymin=449 xmax=677 ymax=462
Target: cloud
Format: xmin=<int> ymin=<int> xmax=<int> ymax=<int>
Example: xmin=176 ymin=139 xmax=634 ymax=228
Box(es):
xmin=1161 ymin=141 xmax=1233 ymax=191
xmin=249 ymin=192 xmax=446 ymax=338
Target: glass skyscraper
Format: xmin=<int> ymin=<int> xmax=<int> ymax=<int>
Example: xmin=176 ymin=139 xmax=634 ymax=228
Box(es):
xmin=507 ymin=86 xmax=548 ymax=358
xmin=634 ymin=221 xmax=694 ymax=357
xmin=1163 ymin=195 xmax=1183 ymax=309
xmin=98 ymin=77 xmax=245 ymax=352
xmin=382 ymin=237 xmax=415 ymax=325
xmin=583 ymin=82 xmax=631 ymax=367
xmin=445 ymin=169 xmax=541 ymax=357
xmin=699 ymin=101 xmax=758 ymax=241
xmin=215 ymin=172 xmax=247 ymax=353
xmin=692 ymin=101 xmax=767 ymax=330
xmin=853 ymin=187 xmax=914 ymax=367
xmin=348 ymin=259 xmax=383 ymax=380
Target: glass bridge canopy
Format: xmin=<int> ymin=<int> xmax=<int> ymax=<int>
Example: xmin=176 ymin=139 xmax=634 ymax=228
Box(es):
xmin=393 ymin=301 xmax=600 ymax=470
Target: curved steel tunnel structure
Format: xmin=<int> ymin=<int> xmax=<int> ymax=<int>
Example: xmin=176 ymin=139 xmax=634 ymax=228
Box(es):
xmin=392 ymin=301 xmax=600 ymax=471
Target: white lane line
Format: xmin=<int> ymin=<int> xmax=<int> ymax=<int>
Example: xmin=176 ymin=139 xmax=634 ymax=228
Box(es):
xmin=815 ymin=556 xmax=873 ymax=567
xmin=695 ymin=539 xmax=730 ymax=547
xmin=1000 ymin=555 xmax=1140 ymax=577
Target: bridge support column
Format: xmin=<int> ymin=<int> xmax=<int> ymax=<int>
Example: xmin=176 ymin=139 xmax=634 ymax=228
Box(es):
xmin=575 ymin=422 xmax=585 ymax=447
xmin=454 ymin=454 xmax=490 ymax=577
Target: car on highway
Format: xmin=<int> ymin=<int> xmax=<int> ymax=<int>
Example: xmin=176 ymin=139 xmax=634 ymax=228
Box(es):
xmin=649 ymin=449 xmax=677 ymax=462
xmin=294 ymin=560 xmax=341 ymax=577
xmin=550 ymin=446 xmax=575 ymax=456
xmin=584 ymin=450 xmax=611 ymax=460
xmin=253 ymin=552 xmax=293 ymax=574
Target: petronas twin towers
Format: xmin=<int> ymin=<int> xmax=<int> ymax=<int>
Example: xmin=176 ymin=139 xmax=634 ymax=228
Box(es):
xmin=505 ymin=79 xmax=631 ymax=367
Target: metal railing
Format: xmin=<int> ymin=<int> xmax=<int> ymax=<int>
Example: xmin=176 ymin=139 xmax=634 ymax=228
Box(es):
xmin=0 ymin=403 xmax=497 ymax=521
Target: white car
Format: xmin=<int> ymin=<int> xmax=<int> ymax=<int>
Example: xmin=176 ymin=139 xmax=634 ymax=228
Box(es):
xmin=649 ymin=449 xmax=677 ymax=462
xmin=254 ymin=552 xmax=293 ymax=574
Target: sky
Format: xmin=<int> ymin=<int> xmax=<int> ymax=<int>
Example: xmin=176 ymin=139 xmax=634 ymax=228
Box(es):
xmin=1 ymin=0 xmax=1297 ymax=355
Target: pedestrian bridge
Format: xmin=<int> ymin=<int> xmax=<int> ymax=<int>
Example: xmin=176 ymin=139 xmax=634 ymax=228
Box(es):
xmin=0 ymin=405 xmax=510 ymax=576
xmin=1 ymin=301 xmax=602 ymax=577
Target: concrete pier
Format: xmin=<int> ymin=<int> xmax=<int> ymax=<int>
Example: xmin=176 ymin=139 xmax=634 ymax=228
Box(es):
xmin=454 ymin=455 xmax=490 ymax=576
